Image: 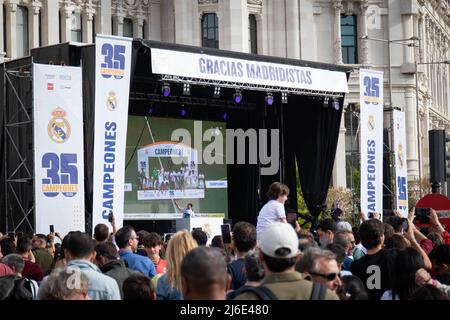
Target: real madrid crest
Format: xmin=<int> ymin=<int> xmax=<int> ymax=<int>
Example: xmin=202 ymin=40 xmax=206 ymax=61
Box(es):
xmin=106 ymin=91 xmax=117 ymax=111
xmin=47 ymin=107 xmax=71 ymax=143
xmin=367 ymin=115 xmax=375 ymax=131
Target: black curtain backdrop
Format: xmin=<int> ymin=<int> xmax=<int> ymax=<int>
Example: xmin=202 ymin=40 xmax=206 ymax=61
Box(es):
xmin=79 ymin=45 xmax=96 ymax=235
xmin=287 ymin=94 xmax=344 ymax=220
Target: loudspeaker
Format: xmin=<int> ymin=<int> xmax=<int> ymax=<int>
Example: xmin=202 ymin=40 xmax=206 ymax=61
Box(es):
xmin=429 ymin=130 xmax=445 ymax=183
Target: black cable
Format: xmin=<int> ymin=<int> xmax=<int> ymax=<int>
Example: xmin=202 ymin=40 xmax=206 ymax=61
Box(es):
xmin=124 ymin=118 xmax=147 ymax=170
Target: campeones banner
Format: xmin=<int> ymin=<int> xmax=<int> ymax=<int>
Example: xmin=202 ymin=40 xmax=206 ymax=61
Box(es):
xmin=151 ymin=48 xmax=349 ymax=94
xmin=33 ymin=63 xmax=85 ymax=236
xmin=360 ymin=69 xmax=384 ymax=217
xmin=393 ymin=110 xmax=408 ymax=216
xmin=92 ymin=35 xmax=132 ymax=229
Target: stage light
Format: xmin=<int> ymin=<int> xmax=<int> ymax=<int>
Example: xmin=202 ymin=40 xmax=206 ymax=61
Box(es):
xmin=213 ymin=86 xmax=221 ymax=98
xmin=223 ymin=112 xmax=227 ymax=120
xmin=323 ymin=96 xmax=330 ymax=108
xmin=183 ymin=83 xmax=190 ymax=95
xmin=332 ymin=98 xmax=340 ymax=110
xmin=265 ymin=92 xmax=274 ymax=106
xmin=281 ymin=92 xmax=288 ymax=104
xmin=148 ymin=106 xmax=154 ymax=115
xmin=162 ymin=83 xmax=171 ymax=97
xmin=181 ymin=108 xmax=187 ymax=117
xmin=233 ymin=89 xmax=242 ymax=104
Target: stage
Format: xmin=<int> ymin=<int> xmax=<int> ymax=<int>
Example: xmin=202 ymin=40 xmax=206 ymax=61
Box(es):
xmin=0 ymin=39 xmax=351 ymax=235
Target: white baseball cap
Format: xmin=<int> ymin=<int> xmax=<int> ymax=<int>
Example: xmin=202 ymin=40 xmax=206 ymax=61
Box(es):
xmin=259 ymin=222 xmax=299 ymax=259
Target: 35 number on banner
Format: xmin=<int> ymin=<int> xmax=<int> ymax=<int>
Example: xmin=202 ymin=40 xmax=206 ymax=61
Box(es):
xmin=42 ymin=152 xmax=78 ymax=198
xmin=397 ymin=176 xmax=407 ymax=212
xmin=100 ymin=44 xmax=126 ymax=79
xmin=363 ymin=76 xmax=380 ymax=105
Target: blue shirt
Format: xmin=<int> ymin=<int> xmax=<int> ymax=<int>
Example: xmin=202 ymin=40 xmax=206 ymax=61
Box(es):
xmin=40 ymin=260 xmax=121 ymax=300
xmin=156 ymin=274 xmax=183 ymax=300
xmin=119 ymin=249 xmax=156 ymax=278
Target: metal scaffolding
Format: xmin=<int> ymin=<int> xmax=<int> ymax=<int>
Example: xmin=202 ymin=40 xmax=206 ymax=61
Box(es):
xmin=2 ymin=58 xmax=35 ymax=233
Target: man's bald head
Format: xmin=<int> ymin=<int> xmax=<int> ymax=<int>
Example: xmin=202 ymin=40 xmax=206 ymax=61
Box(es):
xmin=181 ymin=246 xmax=229 ymax=300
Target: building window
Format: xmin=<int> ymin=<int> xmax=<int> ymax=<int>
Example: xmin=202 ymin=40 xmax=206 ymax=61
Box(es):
xmin=344 ymin=104 xmax=360 ymax=190
xmin=341 ymin=15 xmax=358 ymax=64
xmin=17 ymin=5 xmax=29 ymax=57
xmin=59 ymin=11 xmax=61 ymax=43
xmin=92 ymin=15 xmax=95 ymax=43
xmin=123 ymin=18 xmax=133 ymax=37
xmin=111 ymin=16 xmax=114 ymax=35
xmin=71 ymin=12 xmax=82 ymax=42
xmin=39 ymin=10 xmax=42 ymax=47
xmin=249 ymin=14 xmax=257 ymax=54
xmin=142 ymin=20 xmax=146 ymax=39
xmin=202 ymin=13 xmax=218 ymax=49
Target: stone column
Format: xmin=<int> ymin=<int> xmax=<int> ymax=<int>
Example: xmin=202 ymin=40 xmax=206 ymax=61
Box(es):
xmin=360 ymin=0 xmax=369 ymax=65
xmin=160 ymin=0 xmax=174 ymax=42
xmin=405 ymin=87 xmax=420 ymax=179
xmin=0 ymin=0 xmax=6 ymax=61
xmin=5 ymin=0 xmax=18 ymax=59
xmin=299 ymin=0 xmax=315 ymax=60
xmin=95 ymin=0 xmax=111 ymax=35
xmin=60 ymin=3 xmax=73 ymax=43
xmin=285 ymin=0 xmax=300 ymax=59
xmin=148 ymin=0 xmax=161 ymax=40
xmin=270 ymin=0 xmax=286 ymax=56
xmin=174 ymin=0 xmax=200 ymax=46
xmin=218 ymin=0 xmax=248 ymax=52
xmin=82 ymin=2 xmax=95 ymax=43
xmin=332 ymin=0 xmax=343 ymax=64
xmin=113 ymin=13 xmax=125 ymax=36
xmin=42 ymin=0 xmax=59 ymax=45
xmin=255 ymin=13 xmax=265 ymax=55
xmin=28 ymin=1 xmax=41 ymax=49
xmin=332 ymin=109 xmax=348 ymax=188
xmin=402 ymin=14 xmax=414 ymax=64
xmin=133 ymin=16 xmax=144 ymax=38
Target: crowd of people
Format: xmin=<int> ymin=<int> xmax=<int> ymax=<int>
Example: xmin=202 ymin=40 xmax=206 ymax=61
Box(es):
xmin=1 ymin=182 xmax=450 ymax=300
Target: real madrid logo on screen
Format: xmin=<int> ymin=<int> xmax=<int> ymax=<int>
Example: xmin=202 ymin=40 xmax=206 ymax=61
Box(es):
xmin=106 ymin=91 xmax=117 ymax=111
xmin=47 ymin=107 xmax=71 ymax=143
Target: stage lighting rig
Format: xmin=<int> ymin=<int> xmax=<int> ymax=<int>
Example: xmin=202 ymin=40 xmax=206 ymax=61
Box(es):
xmin=183 ymin=83 xmax=190 ymax=96
xmin=233 ymin=89 xmax=242 ymax=104
xmin=213 ymin=86 xmax=221 ymax=98
xmin=281 ymin=92 xmax=288 ymax=104
xmin=265 ymin=92 xmax=274 ymax=106
xmin=161 ymin=83 xmax=171 ymax=97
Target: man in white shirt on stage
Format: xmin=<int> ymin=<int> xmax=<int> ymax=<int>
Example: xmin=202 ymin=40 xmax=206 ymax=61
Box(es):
xmin=175 ymin=201 xmax=195 ymax=218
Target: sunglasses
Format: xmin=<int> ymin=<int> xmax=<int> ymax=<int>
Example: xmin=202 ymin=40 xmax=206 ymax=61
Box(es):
xmin=309 ymin=272 xmax=338 ymax=281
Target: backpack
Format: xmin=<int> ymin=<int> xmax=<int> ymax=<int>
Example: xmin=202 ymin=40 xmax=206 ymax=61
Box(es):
xmin=0 ymin=276 xmax=35 ymax=300
xmin=235 ymin=282 xmax=328 ymax=300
